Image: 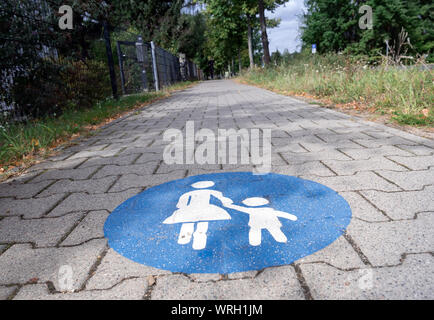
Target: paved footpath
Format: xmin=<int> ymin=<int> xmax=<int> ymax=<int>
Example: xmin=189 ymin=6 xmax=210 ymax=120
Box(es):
xmin=0 ymin=80 xmax=433 ymax=300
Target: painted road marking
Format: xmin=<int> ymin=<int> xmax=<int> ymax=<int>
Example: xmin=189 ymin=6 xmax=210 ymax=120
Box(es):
xmin=104 ymin=172 xmax=352 ymax=274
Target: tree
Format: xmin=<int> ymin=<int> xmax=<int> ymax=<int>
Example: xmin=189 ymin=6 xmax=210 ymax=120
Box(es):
xmin=257 ymin=0 xmax=289 ymax=65
xmin=301 ymin=0 xmax=433 ymax=61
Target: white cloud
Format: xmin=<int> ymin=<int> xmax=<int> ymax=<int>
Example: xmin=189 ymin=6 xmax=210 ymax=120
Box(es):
xmin=266 ymin=0 xmax=306 ymax=53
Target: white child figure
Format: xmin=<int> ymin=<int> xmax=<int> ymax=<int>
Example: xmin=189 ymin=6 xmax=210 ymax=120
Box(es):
xmin=225 ymin=197 xmax=297 ymax=246
xmin=163 ymin=181 xmax=233 ymax=250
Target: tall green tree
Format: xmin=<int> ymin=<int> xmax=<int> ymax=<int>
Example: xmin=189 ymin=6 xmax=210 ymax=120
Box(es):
xmin=301 ymin=0 xmax=433 ymax=60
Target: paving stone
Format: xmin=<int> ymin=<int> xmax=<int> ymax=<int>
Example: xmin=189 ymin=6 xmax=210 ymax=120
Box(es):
xmin=151 ymin=266 xmax=304 ymax=300
xmin=272 ymin=161 xmax=335 ymax=177
xmin=156 ymin=163 xmax=221 ymax=174
xmin=395 ymin=144 xmax=434 ymax=156
xmin=281 ymin=148 xmax=351 ymax=164
xmin=322 ymin=157 xmax=407 ymax=175
xmin=37 ymin=176 xmax=118 ymax=197
xmin=360 ymin=186 xmax=434 ymax=220
xmin=26 ymin=158 xmax=87 ymax=173
xmin=347 ymin=213 xmax=434 ymax=266
xmin=387 ymin=155 xmax=434 ymax=170
xmin=0 ymin=245 xmax=7 ymax=253
xmin=67 ymin=148 xmax=120 ymax=160
xmin=188 ymin=273 xmax=222 ymax=282
xmin=338 ymin=146 xmax=413 ymax=160
xmin=226 ymin=270 xmax=258 ymax=280
xmin=375 ymin=168 xmax=434 ymax=191
xmin=300 ymin=254 xmax=434 ymax=299
xmin=31 ymin=167 xmax=100 ymax=183
xmin=93 ymin=163 xmax=160 ymax=178
xmin=339 ymin=191 xmax=389 ymax=222
xmin=0 ymin=180 xmax=53 ymax=199
xmin=77 ymin=153 xmax=140 ymax=169
xmin=315 ymin=132 xmax=371 ymax=143
xmin=0 ymin=194 xmax=67 ymax=218
xmin=109 ymin=171 xmax=186 ymax=192
xmin=48 ymin=189 xmax=141 ymax=217
xmin=296 ymin=236 xmax=365 ymax=269
xmin=352 ymin=137 xmax=420 ymax=148
xmin=14 ymin=278 xmax=147 ymax=300
xmin=0 ymin=212 xmax=83 ymax=247
xmin=300 ymin=171 xmax=401 ymax=192
xmin=60 ymin=210 xmax=109 ymax=246
xmin=0 ymin=239 xmax=107 ymax=290
xmin=86 ymin=249 xmax=171 ymax=290
xmin=0 ymin=286 xmax=16 ymax=300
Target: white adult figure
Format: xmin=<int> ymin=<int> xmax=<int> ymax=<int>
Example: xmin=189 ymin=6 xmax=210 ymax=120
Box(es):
xmin=225 ymin=197 xmax=297 ymax=246
xmin=163 ymin=181 xmax=233 ymax=250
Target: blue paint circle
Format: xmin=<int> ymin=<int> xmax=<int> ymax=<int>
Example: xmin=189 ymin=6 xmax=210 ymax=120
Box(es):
xmin=104 ymin=172 xmax=352 ymax=274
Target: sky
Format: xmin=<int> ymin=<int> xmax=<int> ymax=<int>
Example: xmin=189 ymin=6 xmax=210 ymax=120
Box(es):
xmin=266 ymin=0 xmax=306 ymax=54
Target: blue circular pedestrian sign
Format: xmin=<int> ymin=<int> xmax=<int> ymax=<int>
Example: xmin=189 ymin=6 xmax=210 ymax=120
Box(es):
xmin=104 ymin=172 xmax=352 ymax=274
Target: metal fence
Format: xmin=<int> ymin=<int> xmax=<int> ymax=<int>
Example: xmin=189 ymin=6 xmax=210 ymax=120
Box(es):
xmin=117 ymin=36 xmax=202 ymax=95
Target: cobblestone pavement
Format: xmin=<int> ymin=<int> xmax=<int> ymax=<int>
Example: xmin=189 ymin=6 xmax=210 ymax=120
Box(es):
xmin=0 ymin=80 xmax=433 ymax=300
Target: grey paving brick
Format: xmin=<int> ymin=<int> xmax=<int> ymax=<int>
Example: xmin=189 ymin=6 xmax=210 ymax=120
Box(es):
xmin=67 ymin=148 xmax=120 ymax=160
xmin=0 ymin=285 xmax=16 ymax=300
xmin=14 ymin=278 xmax=147 ymax=300
xmin=60 ymin=210 xmax=109 ymax=246
xmin=151 ymin=266 xmax=304 ymax=300
xmin=0 ymin=194 xmax=67 ymax=218
xmin=352 ymin=137 xmax=420 ymax=148
xmin=281 ymin=148 xmax=351 ymax=164
xmin=395 ymin=144 xmax=434 ymax=156
xmin=48 ymin=189 xmax=141 ymax=217
xmin=322 ymin=157 xmax=407 ymax=175
xmin=31 ymin=167 xmax=100 ymax=183
xmin=109 ymin=171 xmax=186 ymax=192
xmin=375 ymin=168 xmax=434 ymax=191
xmin=0 ymin=212 xmax=83 ymax=247
xmin=77 ymin=153 xmax=140 ymax=169
xmin=347 ymin=213 xmax=434 ymax=266
xmin=26 ymin=158 xmax=87 ymax=172
xmin=339 ymin=191 xmax=389 ymax=222
xmin=338 ymin=146 xmax=413 ymax=160
xmin=0 ymin=239 xmax=107 ymax=290
xmin=387 ymin=155 xmax=434 ymax=170
xmin=0 ymin=180 xmax=53 ymax=199
xmin=227 ymin=271 xmax=258 ymax=280
xmin=360 ymin=186 xmax=434 ymax=220
xmin=37 ymin=176 xmax=118 ymax=197
xmin=86 ymin=249 xmax=171 ymax=290
xmin=93 ymin=163 xmax=160 ymax=178
xmin=296 ymin=236 xmax=365 ymax=269
xmin=300 ymin=254 xmax=434 ymax=299
xmin=300 ymin=171 xmax=401 ymax=192
xmin=273 ymin=161 xmax=335 ymax=177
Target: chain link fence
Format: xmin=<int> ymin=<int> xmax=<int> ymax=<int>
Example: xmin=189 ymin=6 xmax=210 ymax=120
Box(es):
xmin=117 ymin=36 xmax=203 ymax=95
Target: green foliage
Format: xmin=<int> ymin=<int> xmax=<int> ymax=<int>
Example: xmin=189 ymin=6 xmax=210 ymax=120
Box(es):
xmin=301 ymin=0 xmax=434 ymax=61
xmin=240 ymin=52 xmax=434 ymax=127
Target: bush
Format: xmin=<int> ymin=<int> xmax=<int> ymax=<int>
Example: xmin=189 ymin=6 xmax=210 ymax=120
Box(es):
xmin=62 ymin=59 xmax=112 ymax=110
xmin=10 ymin=58 xmax=112 ymax=120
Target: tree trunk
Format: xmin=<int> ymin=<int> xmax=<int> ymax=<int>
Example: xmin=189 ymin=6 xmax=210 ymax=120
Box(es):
xmin=258 ymin=0 xmax=270 ymax=66
xmin=247 ymin=17 xmax=255 ymax=69
xmin=238 ymin=50 xmax=242 ymax=73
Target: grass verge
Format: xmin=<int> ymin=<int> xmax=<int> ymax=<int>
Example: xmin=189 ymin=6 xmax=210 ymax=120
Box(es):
xmin=0 ymin=81 xmax=197 ymax=178
xmin=239 ymin=53 xmax=433 ymax=129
